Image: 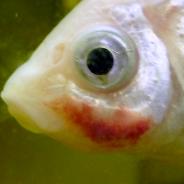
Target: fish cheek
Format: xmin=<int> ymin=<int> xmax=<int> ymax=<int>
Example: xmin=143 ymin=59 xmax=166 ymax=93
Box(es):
xmin=46 ymin=96 xmax=153 ymax=150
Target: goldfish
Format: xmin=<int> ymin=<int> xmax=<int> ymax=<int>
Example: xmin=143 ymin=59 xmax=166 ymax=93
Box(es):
xmin=1 ymin=0 xmax=184 ymax=155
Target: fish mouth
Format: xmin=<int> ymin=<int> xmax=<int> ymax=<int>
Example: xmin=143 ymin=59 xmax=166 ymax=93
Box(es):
xmin=1 ymin=86 xmax=42 ymax=133
xmin=1 ymin=81 xmax=64 ymax=134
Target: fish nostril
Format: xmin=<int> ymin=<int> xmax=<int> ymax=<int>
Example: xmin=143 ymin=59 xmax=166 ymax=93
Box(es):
xmin=87 ymin=47 xmax=114 ymax=75
xmin=52 ymin=43 xmax=66 ymax=65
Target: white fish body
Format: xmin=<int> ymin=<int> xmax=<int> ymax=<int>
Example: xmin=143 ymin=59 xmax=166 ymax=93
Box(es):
xmin=1 ymin=0 xmax=184 ymax=155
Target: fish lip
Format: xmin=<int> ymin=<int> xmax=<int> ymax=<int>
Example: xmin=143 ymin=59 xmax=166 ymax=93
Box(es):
xmin=1 ymin=86 xmax=42 ymax=133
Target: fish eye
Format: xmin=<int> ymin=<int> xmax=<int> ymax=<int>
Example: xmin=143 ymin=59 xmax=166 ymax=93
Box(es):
xmin=87 ymin=47 xmax=114 ymax=75
xmin=74 ymin=27 xmax=138 ymax=90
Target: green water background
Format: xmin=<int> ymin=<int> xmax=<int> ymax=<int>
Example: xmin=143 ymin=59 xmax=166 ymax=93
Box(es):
xmin=1 ymin=1 xmax=184 ymax=184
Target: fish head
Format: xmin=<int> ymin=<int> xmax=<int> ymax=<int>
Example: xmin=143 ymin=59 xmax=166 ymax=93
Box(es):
xmin=1 ymin=0 xmax=184 ymax=152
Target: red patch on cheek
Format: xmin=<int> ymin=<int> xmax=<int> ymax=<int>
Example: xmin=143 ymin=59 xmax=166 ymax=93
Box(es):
xmin=49 ymin=97 xmax=152 ymax=148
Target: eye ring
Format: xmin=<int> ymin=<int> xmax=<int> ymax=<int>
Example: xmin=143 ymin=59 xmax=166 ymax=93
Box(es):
xmin=73 ymin=26 xmax=138 ymax=90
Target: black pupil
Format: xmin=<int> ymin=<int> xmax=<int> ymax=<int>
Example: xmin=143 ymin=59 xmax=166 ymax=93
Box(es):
xmin=87 ymin=48 xmax=114 ymax=75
